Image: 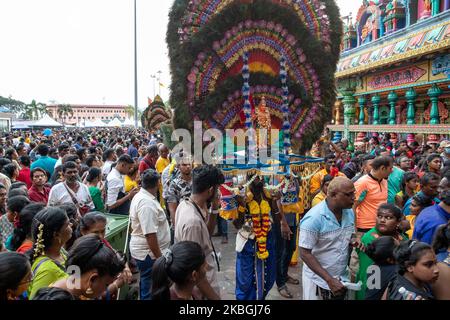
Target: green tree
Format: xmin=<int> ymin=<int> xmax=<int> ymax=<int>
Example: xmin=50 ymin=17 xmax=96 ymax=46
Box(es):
xmin=0 ymin=95 xmax=25 ymax=115
xmin=125 ymin=105 xmax=136 ymax=118
xmin=23 ymin=100 xmax=48 ymax=120
xmin=57 ymin=104 xmax=73 ymax=124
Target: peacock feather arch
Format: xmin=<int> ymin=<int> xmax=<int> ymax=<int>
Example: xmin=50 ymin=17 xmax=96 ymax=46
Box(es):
xmin=167 ymin=0 xmax=343 ymax=154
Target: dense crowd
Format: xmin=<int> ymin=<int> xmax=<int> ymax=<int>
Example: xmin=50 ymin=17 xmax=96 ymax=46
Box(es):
xmin=0 ymin=128 xmax=449 ymax=301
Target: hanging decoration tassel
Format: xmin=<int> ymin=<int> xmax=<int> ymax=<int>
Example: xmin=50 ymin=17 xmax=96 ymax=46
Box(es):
xmin=242 ymin=52 xmax=257 ymax=163
xmin=280 ymin=55 xmax=291 ymax=155
xmin=242 ymin=52 xmax=252 ymax=130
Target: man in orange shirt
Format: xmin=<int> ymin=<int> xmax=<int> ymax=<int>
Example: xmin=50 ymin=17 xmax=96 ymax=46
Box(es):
xmin=353 ymin=156 xmax=393 ymax=235
xmin=310 ymin=155 xmax=345 ymax=196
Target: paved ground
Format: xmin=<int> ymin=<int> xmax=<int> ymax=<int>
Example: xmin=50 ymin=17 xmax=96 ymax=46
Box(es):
xmin=213 ymin=224 xmax=303 ymax=300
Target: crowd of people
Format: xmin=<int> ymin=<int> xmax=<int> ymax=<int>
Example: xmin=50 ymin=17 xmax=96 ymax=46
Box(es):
xmin=300 ymin=134 xmax=450 ymax=300
xmin=0 ymin=128 xmax=449 ymax=301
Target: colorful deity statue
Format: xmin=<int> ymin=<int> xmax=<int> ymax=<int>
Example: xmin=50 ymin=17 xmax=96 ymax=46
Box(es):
xmin=253 ymin=96 xmax=271 ymax=130
xmin=252 ymin=96 xmax=272 ymax=148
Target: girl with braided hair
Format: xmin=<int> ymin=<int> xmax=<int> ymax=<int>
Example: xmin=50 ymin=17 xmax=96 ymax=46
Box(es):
xmin=151 ymin=241 xmax=206 ymax=300
xmin=27 ymin=207 xmax=72 ymax=299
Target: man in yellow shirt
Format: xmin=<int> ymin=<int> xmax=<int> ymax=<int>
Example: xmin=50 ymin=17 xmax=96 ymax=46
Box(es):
xmin=155 ymin=144 xmax=170 ymax=208
xmin=155 ymin=144 xmax=170 ymax=174
xmin=309 ymin=155 xmax=345 ymax=196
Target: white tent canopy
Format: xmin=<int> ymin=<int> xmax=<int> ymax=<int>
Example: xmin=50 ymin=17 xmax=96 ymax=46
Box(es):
xmin=82 ymin=120 xmax=96 ymax=128
xmin=92 ymin=118 xmax=107 ymax=127
xmin=32 ymin=114 xmax=63 ymax=127
xmin=123 ymin=118 xmax=134 ymax=127
xmin=108 ymin=117 xmax=123 ymax=127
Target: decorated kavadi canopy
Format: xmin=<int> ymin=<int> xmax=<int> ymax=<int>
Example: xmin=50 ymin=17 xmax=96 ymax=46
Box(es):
xmin=141 ymin=95 xmax=172 ymax=131
xmin=167 ymin=0 xmax=343 ymax=154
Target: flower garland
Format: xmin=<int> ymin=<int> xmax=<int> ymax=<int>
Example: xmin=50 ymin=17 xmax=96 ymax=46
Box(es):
xmin=248 ymin=199 xmax=271 ymax=260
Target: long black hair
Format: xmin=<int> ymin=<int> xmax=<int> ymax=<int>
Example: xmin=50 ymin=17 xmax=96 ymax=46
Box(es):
xmin=0 ymin=252 xmax=31 ymax=300
xmin=152 ymin=241 xmax=205 ymax=300
xmin=66 ymin=234 xmax=124 ymax=279
xmin=432 ymin=222 xmax=450 ymax=254
xmin=10 ymin=203 xmax=45 ymax=251
xmin=30 ymin=207 xmax=69 ymax=263
xmin=394 ymin=240 xmax=433 ymax=275
xmin=400 ymin=172 xmax=419 ymax=204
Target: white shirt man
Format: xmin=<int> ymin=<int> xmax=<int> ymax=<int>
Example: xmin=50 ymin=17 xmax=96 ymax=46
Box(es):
xmin=129 ymin=169 xmax=170 ymax=300
xmin=106 ymin=167 xmax=124 ymax=207
xmin=102 ymin=160 xmax=114 ymax=177
xmin=48 ymin=181 xmax=94 ymax=210
xmin=129 ymin=188 xmax=171 ymax=261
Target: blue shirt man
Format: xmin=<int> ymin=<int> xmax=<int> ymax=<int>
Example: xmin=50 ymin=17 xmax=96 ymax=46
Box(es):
xmin=413 ymin=202 xmax=450 ymax=245
xmin=128 ymin=137 xmax=140 ymax=159
xmin=30 ymin=144 xmax=57 ymax=177
xmin=299 ymin=177 xmax=356 ymax=300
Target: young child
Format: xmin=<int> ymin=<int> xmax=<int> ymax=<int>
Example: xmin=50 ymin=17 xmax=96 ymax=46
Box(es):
xmin=385 ymin=240 xmax=439 ymax=300
xmin=364 ymin=236 xmax=398 ymax=300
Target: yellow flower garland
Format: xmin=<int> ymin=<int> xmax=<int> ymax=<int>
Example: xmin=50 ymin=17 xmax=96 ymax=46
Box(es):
xmin=248 ymin=199 xmax=271 ymax=260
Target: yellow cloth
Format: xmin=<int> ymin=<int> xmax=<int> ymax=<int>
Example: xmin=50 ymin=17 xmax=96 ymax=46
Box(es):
xmin=309 ymin=168 xmax=345 ymax=195
xmin=156 ymin=157 xmax=170 ymax=174
xmin=406 ymin=215 xmax=416 ymax=239
xmin=312 ymin=191 xmax=326 ymax=208
xmin=155 ymin=157 xmax=170 ymax=208
xmin=124 ymin=175 xmax=138 ymax=193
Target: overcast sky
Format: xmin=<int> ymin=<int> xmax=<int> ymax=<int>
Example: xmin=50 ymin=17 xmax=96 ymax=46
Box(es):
xmin=0 ymin=0 xmax=356 ymax=110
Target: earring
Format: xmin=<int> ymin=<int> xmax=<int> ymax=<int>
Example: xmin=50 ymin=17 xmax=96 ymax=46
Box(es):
xmin=85 ymin=287 xmax=94 ymax=295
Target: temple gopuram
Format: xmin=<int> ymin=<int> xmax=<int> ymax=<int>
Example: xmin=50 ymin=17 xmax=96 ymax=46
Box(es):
xmin=329 ymin=0 xmax=450 ymax=149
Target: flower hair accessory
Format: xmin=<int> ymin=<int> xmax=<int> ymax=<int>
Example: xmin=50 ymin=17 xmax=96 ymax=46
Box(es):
xmin=164 ymin=249 xmax=173 ymax=268
xmin=33 ymin=223 xmax=45 ymax=258
xmin=408 ymin=240 xmax=417 ymax=250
